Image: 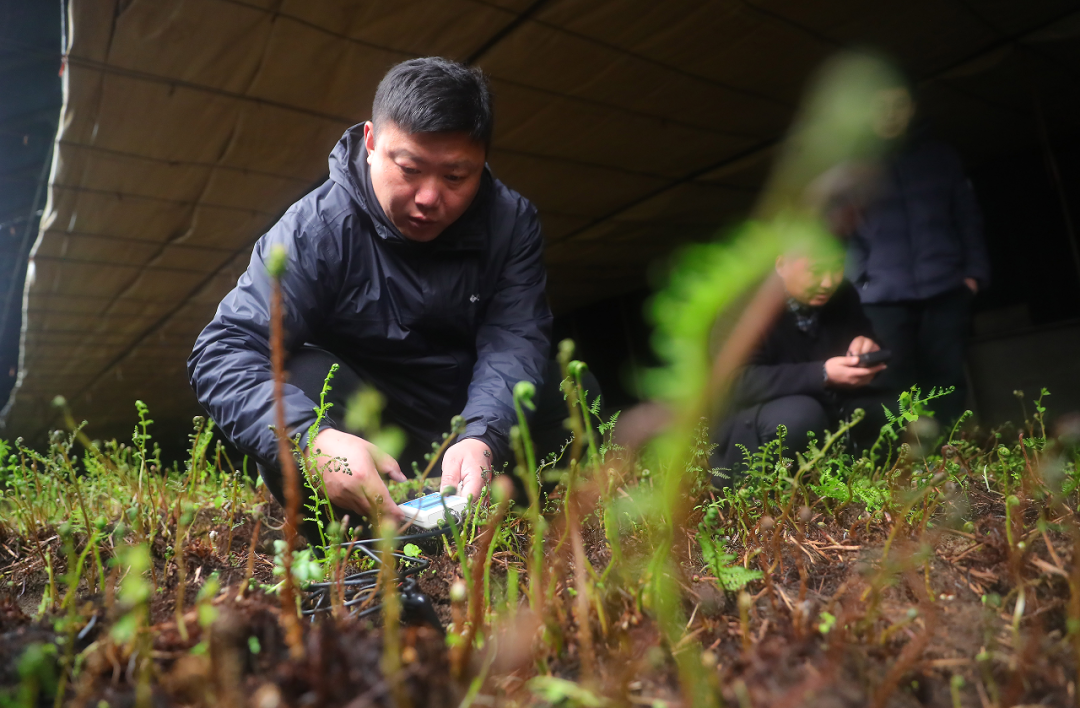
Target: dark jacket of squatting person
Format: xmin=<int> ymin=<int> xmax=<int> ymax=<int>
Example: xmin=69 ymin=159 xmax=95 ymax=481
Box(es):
xmin=188 ymin=58 xmax=552 ymax=528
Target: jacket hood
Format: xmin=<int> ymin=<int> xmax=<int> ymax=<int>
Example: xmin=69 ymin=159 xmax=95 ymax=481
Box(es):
xmin=328 ymin=123 xmax=493 ymax=251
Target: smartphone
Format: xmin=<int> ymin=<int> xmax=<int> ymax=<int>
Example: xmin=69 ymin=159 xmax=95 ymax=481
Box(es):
xmin=400 ymin=492 xmax=467 ymax=529
xmin=856 ymin=348 xmax=892 ymax=367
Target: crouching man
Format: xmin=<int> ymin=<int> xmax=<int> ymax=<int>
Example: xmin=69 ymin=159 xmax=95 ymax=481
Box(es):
xmin=188 ymin=58 xmax=577 ymax=535
xmin=713 ymin=248 xmax=889 ymax=479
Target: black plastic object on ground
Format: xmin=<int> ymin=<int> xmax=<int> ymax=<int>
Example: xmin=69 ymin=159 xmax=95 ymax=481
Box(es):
xmin=302 ymin=527 xmax=448 ymax=633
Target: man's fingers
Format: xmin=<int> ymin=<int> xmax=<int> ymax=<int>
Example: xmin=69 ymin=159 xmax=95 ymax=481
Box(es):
xmin=362 ymin=478 xmax=404 ymax=521
xmin=337 ymin=474 xmax=402 ymax=522
xmin=378 ymin=459 xmax=404 ymax=480
xmin=444 ymin=458 xmax=482 ymax=500
xmin=851 ymin=337 xmax=880 ymax=355
xmin=460 ymin=470 xmax=483 ymax=502
xmin=852 ymin=365 xmax=886 ymax=386
xmin=344 ymin=452 xmax=401 ymax=519
xmin=371 ymin=451 xmax=406 ymax=482
xmin=440 ymin=450 xmax=462 ymax=487
xmin=440 ymin=470 xmax=462 ymax=497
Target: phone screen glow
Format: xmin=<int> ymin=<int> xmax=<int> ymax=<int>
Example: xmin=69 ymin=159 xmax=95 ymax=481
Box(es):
xmin=401 ymin=493 xmax=444 ymax=512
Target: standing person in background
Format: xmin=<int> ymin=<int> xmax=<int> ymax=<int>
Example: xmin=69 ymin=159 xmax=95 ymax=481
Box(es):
xmin=846 ymin=81 xmax=991 ymax=423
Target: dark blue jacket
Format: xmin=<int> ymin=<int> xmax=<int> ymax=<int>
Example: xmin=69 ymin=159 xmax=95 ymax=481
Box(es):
xmin=731 ymin=283 xmax=876 ymax=407
xmin=187 ymin=124 xmax=552 ymax=467
xmin=846 ymin=139 xmax=990 ymax=303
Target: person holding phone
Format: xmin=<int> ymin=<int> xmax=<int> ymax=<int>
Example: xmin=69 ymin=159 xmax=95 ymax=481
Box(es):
xmin=712 ymin=248 xmax=890 ymax=481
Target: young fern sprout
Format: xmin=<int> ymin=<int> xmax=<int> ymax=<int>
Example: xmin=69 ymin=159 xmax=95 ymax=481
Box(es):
xmin=511 ymin=380 xmax=546 ymax=616
xmin=298 ymin=364 xmax=340 ymax=550
xmin=567 ymin=360 xmax=600 ymax=463
xmin=422 ymin=415 xmax=466 ymax=490
xmin=377 ymin=519 xmax=408 ymax=708
xmin=512 ymin=381 xmax=538 ymax=476
xmin=110 ymin=543 xmax=154 ymax=707
xmin=440 ymin=484 xmax=472 ymax=592
xmin=266 ymin=243 xmax=305 ymax=660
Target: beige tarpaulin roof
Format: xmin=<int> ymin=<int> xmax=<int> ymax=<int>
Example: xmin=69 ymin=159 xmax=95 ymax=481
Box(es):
xmin=4 ymin=0 xmax=1079 ymax=441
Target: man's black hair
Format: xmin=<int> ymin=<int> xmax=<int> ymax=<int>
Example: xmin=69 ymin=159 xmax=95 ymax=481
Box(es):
xmin=372 ymin=57 xmax=493 ymax=148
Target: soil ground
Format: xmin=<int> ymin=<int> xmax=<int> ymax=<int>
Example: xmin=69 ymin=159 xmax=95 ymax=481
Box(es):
xmin=0 ymin=470 xmax=1075 ymax=707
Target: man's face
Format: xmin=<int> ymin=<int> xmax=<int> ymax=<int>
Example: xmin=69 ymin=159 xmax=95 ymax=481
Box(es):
xmin=364 ymin=121 xmax=486 ymax=242
xmin=872 ymin=87 xmax=915 ymax=140
xmin=776 ymin=254 xmax=844 ymax=306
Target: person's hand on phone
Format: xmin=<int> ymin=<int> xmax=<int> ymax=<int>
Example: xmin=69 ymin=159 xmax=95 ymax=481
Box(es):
xmin=827 ymin=336 xmax=886 ymax=388
xmin=309 ymin=429 xmax=406 ymax=522
xmin=845 ymin=336 xmax=880 ymax=357
xmin=825 ymin=355 xmax=886 ymax=387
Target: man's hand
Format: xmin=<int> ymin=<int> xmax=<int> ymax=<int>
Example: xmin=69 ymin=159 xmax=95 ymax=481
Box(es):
xmin=441 ymin=438 xmax=493 ymax=502
xmin=828 ymin=336 xmax=885 ymax=387
xmin=845 ymin=336 xmax=879 ymax=357
xmin=964 ymin=277 xmax=978 ymax=294
xmin=310 ymin=429 xmax=407 ymax=522
xmin=825 ymin=355 xmax=885 ymax=387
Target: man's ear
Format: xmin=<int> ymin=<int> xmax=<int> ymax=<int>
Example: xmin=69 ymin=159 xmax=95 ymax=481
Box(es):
xmin=363 ymin=121 xmax=376 ymax=161
xmin=774 ymin=254 xmax=786 ymax=275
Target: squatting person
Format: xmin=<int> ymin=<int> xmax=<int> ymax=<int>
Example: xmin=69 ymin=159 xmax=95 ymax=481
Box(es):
xmin=712 ymin=247 xmax=889 ymax=479
xmin=188 ymin=58 xmax=585 ymax=535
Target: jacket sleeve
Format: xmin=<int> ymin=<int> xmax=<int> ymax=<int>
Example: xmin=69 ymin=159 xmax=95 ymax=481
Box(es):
xmin=953 ymin=174 xmax=991 ymax=289
xmin=187 ymin=207 xmax=339 ymax=466
xmin=731 ymin=362 xmax=826 ymax=407
xmin=729 ymin=322 xmax=827 ymax=407
xmin=461 ymin=203 xmax=553 ymax=463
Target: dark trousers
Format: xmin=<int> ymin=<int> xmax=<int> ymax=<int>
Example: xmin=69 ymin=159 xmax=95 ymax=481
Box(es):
xmin=713 ymin=392 xmax=889 ymax=479
xmin=862 ymin=287 xmax=972 ymax=423
xmin=259 ymin=347 xmax=599 ymax=540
